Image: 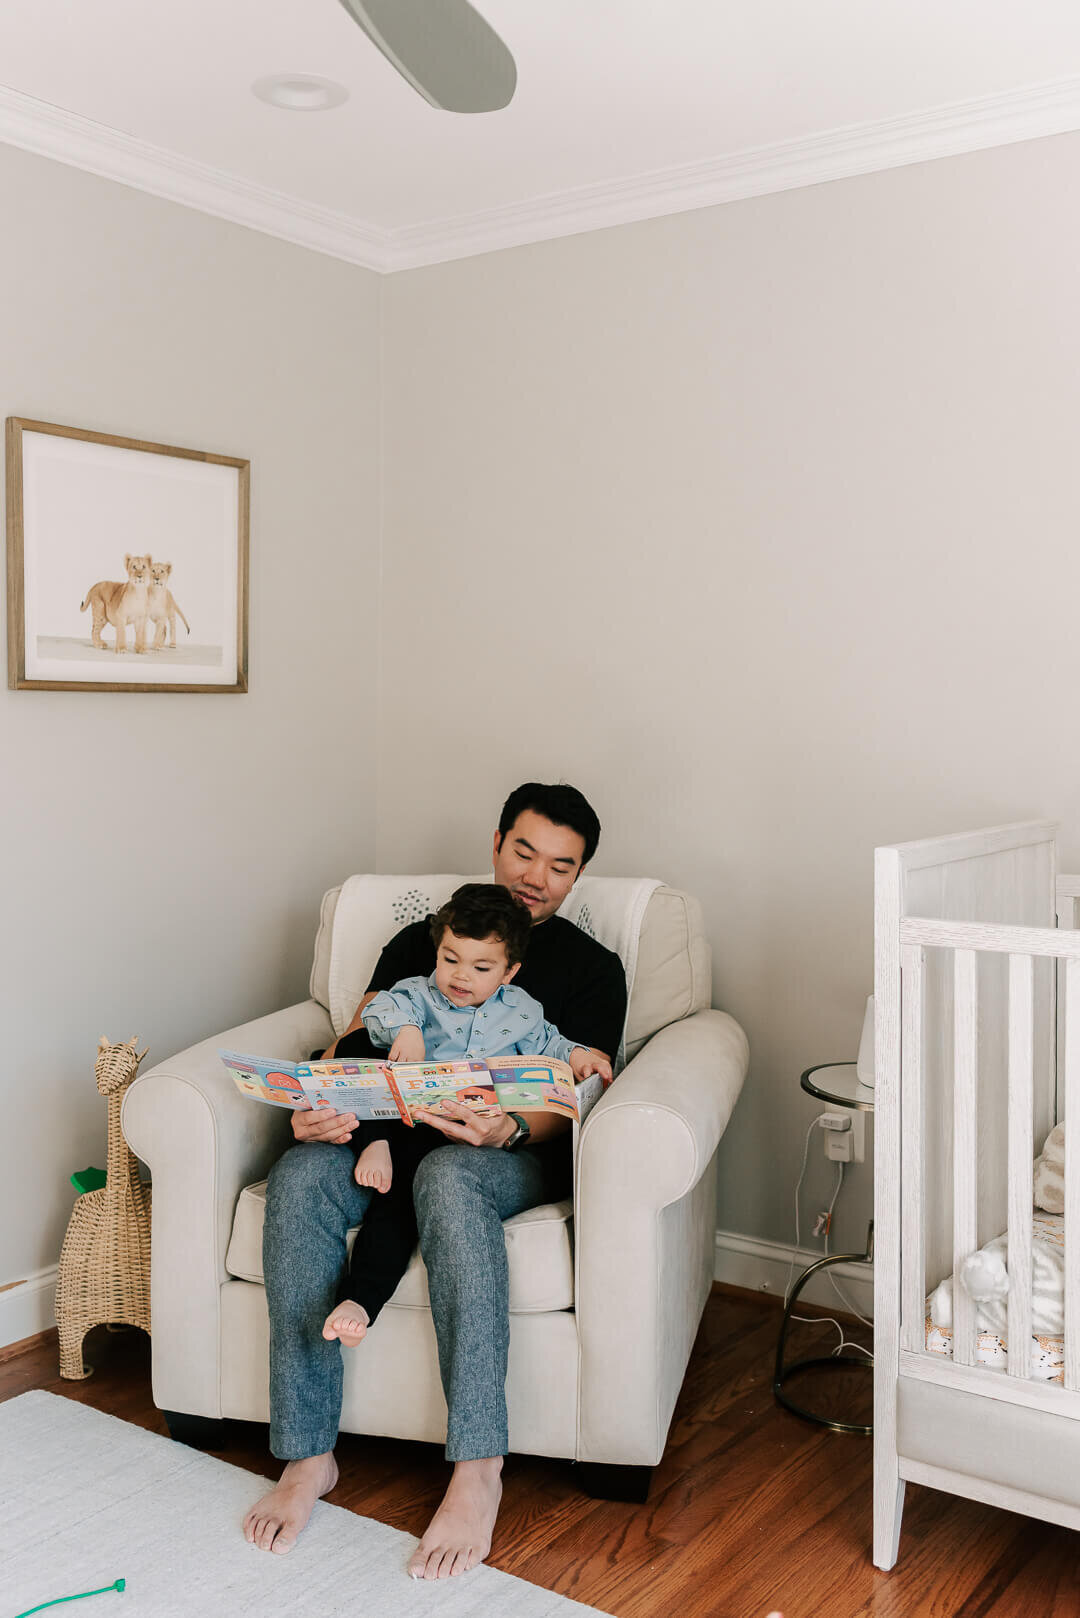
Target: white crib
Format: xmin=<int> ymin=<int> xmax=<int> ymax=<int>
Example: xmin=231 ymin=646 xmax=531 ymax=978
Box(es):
xmin=874 ymin=819 xmax=1080 ymax=1570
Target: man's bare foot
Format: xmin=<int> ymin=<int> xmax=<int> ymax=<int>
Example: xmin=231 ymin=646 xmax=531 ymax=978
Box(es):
xmin=242 ymin=1451 xmax=339 ymax=1555
xmin=322 ymin=1299 xmax=370 ymax=1346
xmin=407 ymin=1457 xmax=503 ymax=1580
xmin=354 ymin=1139 xmax=392 ymax=1192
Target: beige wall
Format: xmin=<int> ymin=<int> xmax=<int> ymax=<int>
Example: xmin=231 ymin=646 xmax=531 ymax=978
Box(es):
xmin=7 ymin=125 xmax=1080 ymax=1330
xmin=1 ymin=144 xmax=381 ymax=1305
xmin=379 ymin=133 xmax=1080 ymax=1254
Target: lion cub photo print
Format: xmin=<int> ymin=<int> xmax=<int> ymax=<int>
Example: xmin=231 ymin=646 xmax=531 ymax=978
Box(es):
xmin=19 ymin=427 xmax=241 ymax=687
xmin=80 ymin=555 xmax=191 ymax=655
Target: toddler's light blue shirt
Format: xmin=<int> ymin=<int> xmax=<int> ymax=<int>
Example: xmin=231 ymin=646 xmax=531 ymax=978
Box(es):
xmin=362 ymin=974 xmax=579 ymax=1065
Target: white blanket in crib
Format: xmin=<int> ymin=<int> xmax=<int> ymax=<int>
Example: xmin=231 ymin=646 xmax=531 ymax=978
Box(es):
xmin=928 ymin=1210 xmax=1065 ymax=1339
xmin=926 ymin=1209 xmax=1066 ymax=1381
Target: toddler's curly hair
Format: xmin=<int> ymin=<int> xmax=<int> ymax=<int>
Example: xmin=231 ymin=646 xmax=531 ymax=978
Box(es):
xmin=429 ymin=883 xmax=531 ymax=965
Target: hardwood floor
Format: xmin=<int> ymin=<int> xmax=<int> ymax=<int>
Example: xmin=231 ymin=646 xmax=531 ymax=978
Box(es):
xmin=3 ymin=1286 xmax=1075 ymax=1617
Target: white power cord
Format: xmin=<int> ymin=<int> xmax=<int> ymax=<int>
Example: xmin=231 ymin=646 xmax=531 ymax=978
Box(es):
xmin=825 ymin=1176 xmax=875 ymax=1333
xmin=782 ymin=1120 xmax=850 ymax=1354
xmin=785 ymin=1118 xmax=873 ymax=1358
xmin=782 ymin=1119 xmax=819 ymax=1308
xmin=823 ymin=1162 xmax=874 ymax=1358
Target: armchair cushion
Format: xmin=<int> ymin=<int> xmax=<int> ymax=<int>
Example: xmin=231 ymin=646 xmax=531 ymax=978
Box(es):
xmin=622 ymin=887 xmax=711 ymax=1061
xmin=225 ymin=1181 xmax=576 ymax=1313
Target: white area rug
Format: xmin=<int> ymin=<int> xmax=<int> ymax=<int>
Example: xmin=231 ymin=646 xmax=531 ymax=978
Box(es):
xmin=1 ymin=1393 xmax=612 ymax=1617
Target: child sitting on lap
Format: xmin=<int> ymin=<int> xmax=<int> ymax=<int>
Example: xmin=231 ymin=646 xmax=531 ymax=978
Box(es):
xmin=322 ymin=883 xmax=611 ymax=1347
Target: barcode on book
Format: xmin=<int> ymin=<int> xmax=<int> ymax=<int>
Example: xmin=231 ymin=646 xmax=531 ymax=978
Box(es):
xmin=371 ymin=1107 xmax=399 ymax=1119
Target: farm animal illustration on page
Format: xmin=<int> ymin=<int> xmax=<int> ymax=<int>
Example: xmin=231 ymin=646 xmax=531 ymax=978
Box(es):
xmin=79 ymin=553 xmax=152 ymax=653
xmin=147 ymin=560 xmax=191 ymax=650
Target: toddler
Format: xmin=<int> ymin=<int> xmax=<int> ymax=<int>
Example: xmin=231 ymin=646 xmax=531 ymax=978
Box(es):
xmin=322 ymin=883 xmax=611 ymax=1346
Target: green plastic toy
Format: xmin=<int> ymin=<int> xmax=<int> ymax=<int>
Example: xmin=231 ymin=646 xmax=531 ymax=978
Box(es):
xmin=70 ymin=1167 xmax=108 ymax=1194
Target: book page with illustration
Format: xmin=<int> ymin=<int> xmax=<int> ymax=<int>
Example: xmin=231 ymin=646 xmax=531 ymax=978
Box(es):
xmin=219 ymin=1050 xmax=602 ymax=1128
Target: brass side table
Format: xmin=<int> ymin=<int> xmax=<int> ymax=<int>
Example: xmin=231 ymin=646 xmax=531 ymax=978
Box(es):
xmin=773 ymin=1062 xmax=874 ymax=1436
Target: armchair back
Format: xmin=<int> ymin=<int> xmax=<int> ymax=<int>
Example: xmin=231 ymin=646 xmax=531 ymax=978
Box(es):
xmin=308 ymin=877 xmax=711 ymax=1064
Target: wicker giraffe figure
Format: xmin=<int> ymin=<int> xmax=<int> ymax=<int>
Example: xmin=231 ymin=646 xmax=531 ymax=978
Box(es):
xmin=55 ymin=1036 xmax=152 ymax=1379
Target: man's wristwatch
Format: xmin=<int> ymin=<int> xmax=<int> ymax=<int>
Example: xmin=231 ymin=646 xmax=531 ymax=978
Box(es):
xmin=501 ymin=1112 xmax=531 ymax=1151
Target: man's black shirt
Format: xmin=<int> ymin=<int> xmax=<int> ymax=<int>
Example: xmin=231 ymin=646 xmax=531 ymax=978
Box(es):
xmin=359 ymin=913 xmax=627 ymax=1060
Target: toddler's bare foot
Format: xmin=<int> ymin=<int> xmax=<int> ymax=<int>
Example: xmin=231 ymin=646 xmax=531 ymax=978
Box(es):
xmin=407 ymin=1457 xmax=503 ymax=1580
xmin=243 ymin=1451 xmax=338 ymax=1554
xmin=354 ymin=1139 xmax=392 ymax=1192
xmin=322 ymin=1298 xmax=370 ymax=1346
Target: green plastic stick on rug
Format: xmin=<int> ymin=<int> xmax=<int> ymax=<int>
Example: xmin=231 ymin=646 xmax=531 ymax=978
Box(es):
xmin=15 ymin=1578 xmax=125 ymax=1617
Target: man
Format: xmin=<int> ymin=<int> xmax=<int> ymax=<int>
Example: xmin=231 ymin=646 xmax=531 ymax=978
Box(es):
xmin=243 ymin=783 xmax=627 ymax=1578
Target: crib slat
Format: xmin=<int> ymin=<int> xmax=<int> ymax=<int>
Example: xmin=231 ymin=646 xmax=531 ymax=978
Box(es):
xmin=1007 ymin=953 xmax=1034 ymax=1377
xmin=952 ymin=949 xmax=979 ymax=1367
xmin=1065 ymin=958 xmax=1080 ymax=1391
xmin=901 ymin=945 xmax=925 ymax=1355
xmin=1056 ymin=886 xmax=1079 ymax=1129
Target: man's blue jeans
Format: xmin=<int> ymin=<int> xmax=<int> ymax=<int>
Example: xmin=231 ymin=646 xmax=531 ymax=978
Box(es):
xmin=262 ymin=1138 xmax=570 ymax=1462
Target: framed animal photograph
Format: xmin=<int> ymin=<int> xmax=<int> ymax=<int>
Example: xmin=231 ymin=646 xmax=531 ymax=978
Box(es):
xmin=5 ymin=418 xmax=249 ymax=693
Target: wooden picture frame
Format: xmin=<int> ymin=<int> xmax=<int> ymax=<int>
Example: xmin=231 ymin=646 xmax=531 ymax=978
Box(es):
xmin=6 ymin=417 xmax=249 ymax=693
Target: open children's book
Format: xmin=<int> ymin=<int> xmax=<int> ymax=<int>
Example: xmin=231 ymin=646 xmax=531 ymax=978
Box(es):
xmin=219 ymin=1050 xmax=604 ymax=1128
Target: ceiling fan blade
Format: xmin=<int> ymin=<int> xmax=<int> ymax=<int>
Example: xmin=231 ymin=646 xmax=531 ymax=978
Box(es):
xmin=337 ymin=0 xmax=517 ymax=113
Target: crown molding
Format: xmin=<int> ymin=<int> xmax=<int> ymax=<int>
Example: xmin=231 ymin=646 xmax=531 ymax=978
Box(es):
xmin=2 ymin=74 xmax=1080 ymax=276
xmin=387 ymin=74 xmax=1080 ymax=269
xmin=0 ymin=84 xmax=393 ymax=272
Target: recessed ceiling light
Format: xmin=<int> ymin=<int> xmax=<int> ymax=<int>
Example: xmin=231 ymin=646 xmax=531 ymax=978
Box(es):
xmin=252 ymin=75 xmax=349 ymax=112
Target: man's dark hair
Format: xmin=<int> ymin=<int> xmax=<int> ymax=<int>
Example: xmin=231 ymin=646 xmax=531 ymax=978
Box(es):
xmin=497 ymin=782 xmax=601 ymax=867
xmin=430 ymin=883 xmax=532 ymax=966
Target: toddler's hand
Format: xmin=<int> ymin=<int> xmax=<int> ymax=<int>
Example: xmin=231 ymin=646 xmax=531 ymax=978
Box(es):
xmin=388 ymin=1025 xmax=425 ymax=1064
xmin=569 ymin=1046 xmax=613 ymax=1085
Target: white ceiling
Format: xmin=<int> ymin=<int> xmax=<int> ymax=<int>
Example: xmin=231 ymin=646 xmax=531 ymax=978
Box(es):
xmin=3 ymin=0 xmax=1080 ymax=270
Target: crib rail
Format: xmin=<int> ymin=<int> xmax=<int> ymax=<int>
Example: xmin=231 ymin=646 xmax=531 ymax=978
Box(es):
xmin=898 ymin=915 xmax=1080 ymax=1397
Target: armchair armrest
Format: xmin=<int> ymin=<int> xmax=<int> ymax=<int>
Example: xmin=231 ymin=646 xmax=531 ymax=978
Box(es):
xmin=575 ymin=1008 xmax=749 ymax=1465
xmin=123 ymin=998 xmax=333 ymax=1419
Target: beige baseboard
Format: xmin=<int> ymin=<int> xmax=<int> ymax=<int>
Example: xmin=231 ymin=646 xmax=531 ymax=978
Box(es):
xmin=714 ymin=1228 xmax=873 ymax=1319
xmin=0 ymin=1265 xmax=57 ymax=1350
xmin=1 ymin=1240 xmax=870 ymax=1353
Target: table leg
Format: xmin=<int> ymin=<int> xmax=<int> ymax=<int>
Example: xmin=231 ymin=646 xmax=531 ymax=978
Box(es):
xmin=773 ymin=1219 xmax=874 ymax=1436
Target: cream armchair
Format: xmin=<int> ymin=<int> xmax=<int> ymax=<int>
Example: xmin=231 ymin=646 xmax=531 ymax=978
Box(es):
xmin=124 ymin=877 xmax=748 ymax=1499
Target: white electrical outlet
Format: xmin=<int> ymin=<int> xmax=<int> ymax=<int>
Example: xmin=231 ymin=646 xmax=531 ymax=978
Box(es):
xmin=820 ymin=1109 xmax=865 ymax=1163
xmin=825 ymin=1128 xmax=853 ymax=1161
